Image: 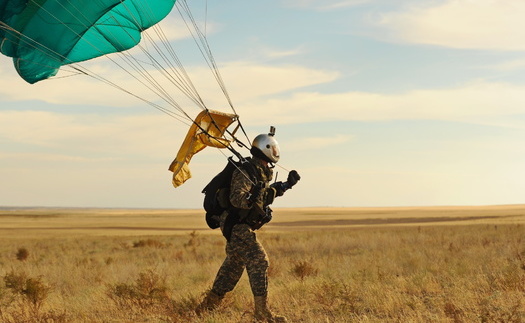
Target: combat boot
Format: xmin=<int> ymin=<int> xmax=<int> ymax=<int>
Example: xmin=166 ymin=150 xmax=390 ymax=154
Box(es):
xmin=195 ymin=290 xmax=223 ymax=315
xmin=254 ymin=294 xmax=287 ymax=322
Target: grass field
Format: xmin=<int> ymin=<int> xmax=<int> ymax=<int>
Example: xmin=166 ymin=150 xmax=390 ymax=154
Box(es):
xmin=0 ymin=205 xmax=524 ymax=322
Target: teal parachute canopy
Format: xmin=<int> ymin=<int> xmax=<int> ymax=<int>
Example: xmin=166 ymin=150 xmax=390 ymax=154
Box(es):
xmin=0 ymin=0 xmax=176 ymax=84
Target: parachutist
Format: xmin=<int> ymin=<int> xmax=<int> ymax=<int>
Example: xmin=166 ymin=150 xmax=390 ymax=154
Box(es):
xmin=196 ymin=127 xmax=300 ymax=322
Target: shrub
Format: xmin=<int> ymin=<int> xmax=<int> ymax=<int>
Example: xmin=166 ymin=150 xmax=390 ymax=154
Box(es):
xmin=4 ymin=271 xmax=50 ymax=311
xmin=132 ymin=239 xmax=166 ymax=248
xmin=24 ymin=278 xmax=50 ymax=311
xmin=3 ymin=271 xmax=27 ymax=294
xmin=108 ymin=269 xmax=170 ymax=309
xmin=184 ymin=231 xmax=200 ymax=248
xmin=0 ymin=284 xmax=15 ymax=316
xmin=291 ymin=260 xmax=319 ymax=281
xmin=2 ymin=271 xmax=56 ymax=322
xmin=16 ymin=248 xmax=29 ymax=261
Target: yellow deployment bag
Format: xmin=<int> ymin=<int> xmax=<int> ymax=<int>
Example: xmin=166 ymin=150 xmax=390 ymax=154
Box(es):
xmin=168 ymin=110 xmax=238 ymax=187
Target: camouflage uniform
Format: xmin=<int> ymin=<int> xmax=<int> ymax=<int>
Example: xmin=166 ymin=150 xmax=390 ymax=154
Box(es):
xmin=210 ymin=157 xmax=274 ymax=297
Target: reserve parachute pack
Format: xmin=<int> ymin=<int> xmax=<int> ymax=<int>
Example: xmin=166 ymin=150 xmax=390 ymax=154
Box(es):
xmin=202 ymin=157 xmax=256 ymax=229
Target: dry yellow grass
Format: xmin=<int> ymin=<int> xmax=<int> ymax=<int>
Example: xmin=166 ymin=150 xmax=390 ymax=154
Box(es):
xmin=0 ymin=206 xmax=524 ymax=322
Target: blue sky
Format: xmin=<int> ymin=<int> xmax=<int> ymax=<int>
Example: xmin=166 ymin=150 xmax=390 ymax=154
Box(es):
xmin=2 ymin=0 xmax=525 ymax=208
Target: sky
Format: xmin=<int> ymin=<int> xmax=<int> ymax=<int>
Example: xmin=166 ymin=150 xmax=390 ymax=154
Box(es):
xmin=2 ymin=0 xmax=525 ymax=209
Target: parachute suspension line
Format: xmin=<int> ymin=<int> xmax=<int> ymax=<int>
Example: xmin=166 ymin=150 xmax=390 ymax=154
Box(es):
xmin=123 ymin=0 xmax=242 ymax=149
xmin=68 ymin=0 xmax=195 ymax=118
xmin=204 ymin=0 xmax=209 ymax=37
xmin=176 ymin=0 xmax=231 ymax=109
xmin=176 ymin=0 xmax=252 ymax=146
xmin=64 ymin=0 xmax=246 ymax=177
xmin=106 ymin=0 xmax=248 ymax=147
xmin=216 ymin=146 xmax=257 ymax=186
xmin=111 ymin=0 xmax=238 ymax=135
xmin=4 ymin=1 xmax=233 ymax=144
xmin=0 ymin=21 xmax=93 ymax=81
xmin=113 ymin=0 xmax=209 ymax=113
xmin=21 ymin=0 xmax=193 ymax=123
xmin=42 ymin=0 xmax=198 ymax=123
xmin=275 ymin=163 xmax=290 ymax=173
xmin=10 ymin=1 xmax=189 ymax=122
xmin=78 ymin=67 xmax=193 ymax=126
xmin=5 ymin=2 xmax=261 ymax=180
xmin=1 ymin=16 xmax=192 ymax=125
xmin=5 ymin=0 xmax=251 ymax=151
xmin=141 ymin=25 xmax=207 ymax=109
xmin=0 ymin=22 xmax=87 ymax=77
xmin=108 ymin=0 xmax=215 ymax=114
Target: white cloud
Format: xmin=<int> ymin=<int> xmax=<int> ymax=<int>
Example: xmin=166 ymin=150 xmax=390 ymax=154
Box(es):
xmin=481 ymin=58 xmax=525 ymax=71
xmin=376 ymin=0 xmax=525 ymax=51
xmin=240 ymin=81 xmax=525 ymax=125
xmin=287 ymin=134 xmax=353 ymax=151
xmin=0 ymin=56 xmax=338 ymax=111
xmin=4 ymin=57 xmax=525 ymax=156
xmin=0 ymin=152 xmax=118 ymax=163
xmin=285 ymin=0 xmax=371 ymax=10
xmin=321 ymin=0 xmax=371 ymax=10
xmin=260 ymin=47 xmax=305 ymax=59
xmin=143 ymin=15 xmax=197 ymax=43
xmin=6 ymin=78 xmax=508 ymax=131
xmin=220 ymin=61 xmax=339 ymax=102
xmin=0 ymin=110 xmax=184 ymax=159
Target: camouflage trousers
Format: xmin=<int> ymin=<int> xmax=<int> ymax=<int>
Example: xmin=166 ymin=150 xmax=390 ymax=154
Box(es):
xmin=211 ymin=223 xmax=269 ymax=297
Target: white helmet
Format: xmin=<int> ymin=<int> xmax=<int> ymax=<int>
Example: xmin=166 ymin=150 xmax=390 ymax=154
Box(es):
xmin=251 ymin=126 xmax=280 ymax=163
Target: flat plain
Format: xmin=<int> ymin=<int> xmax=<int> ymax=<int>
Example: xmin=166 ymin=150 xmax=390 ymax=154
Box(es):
xmin=0 ymin=205 xmax=524 ymax=322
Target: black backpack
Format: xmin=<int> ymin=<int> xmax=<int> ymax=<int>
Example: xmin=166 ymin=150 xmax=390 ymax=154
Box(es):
xmin=202 ymin=157 xmax=256 ymax=229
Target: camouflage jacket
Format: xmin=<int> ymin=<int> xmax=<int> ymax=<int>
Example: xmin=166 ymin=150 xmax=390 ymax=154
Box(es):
xmin=229 ymin=157 xmax=273 ymax=216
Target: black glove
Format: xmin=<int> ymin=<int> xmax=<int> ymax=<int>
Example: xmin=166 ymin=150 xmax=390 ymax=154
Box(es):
xmin=270 ymin=170 xmax=301 ymax=197
xmin=286 ymin=170 xmax=301 ymax=188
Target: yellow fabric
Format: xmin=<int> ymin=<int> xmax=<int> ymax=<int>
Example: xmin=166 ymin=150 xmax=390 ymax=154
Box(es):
xmin=169 ymin=110 xmax=238 ymax=187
